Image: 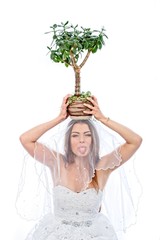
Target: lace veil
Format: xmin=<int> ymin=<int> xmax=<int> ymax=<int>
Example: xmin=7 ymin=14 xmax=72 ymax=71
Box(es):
xmin=15 ymin=117 xmax=142 ymax=237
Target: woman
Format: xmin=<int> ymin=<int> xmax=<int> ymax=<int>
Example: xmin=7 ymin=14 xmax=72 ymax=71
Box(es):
xmin=17 ymin=94 xmax=142 ymax=240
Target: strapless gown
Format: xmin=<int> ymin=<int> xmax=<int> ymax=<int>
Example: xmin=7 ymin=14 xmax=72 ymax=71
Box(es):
xmin=25 ymin=185 xmax=118 ymax=240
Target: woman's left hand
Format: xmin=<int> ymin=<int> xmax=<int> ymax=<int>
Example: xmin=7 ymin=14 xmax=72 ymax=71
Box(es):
xmin=83 ymin=96 xmax=106 ymax=121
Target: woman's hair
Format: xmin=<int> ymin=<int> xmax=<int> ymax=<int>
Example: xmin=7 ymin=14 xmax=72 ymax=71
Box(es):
xmin=64 ymin=119 xmax=100 ymax=164
xmin=64 ymin=119 xmax=100 ymax=190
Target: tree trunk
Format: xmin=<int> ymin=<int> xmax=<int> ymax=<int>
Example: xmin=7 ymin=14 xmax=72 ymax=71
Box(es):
xmin=74 ymin=67 xmax=81 ymax=96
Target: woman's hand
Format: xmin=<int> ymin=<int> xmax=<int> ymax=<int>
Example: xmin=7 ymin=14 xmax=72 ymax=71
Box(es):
xmin=83 ymin=95 xmax=106 ymax=121
xmin=58 ymin=94 xmax=72 ymax=120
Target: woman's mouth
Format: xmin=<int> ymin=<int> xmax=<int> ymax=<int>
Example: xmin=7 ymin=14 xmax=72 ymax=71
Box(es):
xmin=78 ymin=146 xmax=87 ymax=154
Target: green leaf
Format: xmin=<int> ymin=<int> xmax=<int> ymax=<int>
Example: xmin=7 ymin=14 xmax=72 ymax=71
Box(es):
xmin=46 ymin=21 xmax=108 ymax=67
xmin=92 ymin=45 xmax=98 ymax=53
xmin=64 ymin=21 xmax=69 ymax=26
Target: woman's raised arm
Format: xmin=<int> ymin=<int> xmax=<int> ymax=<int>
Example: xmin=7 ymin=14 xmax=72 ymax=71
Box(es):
xmin=19 ymin=94 xmax=70 ymax=166
xmin=84 ymin=96 xmax=142 ymax=168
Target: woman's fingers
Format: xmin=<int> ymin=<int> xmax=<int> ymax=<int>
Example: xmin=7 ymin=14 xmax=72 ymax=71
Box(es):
xmin=91 ymin=95 xmax=98 ymax=102
xmin=64 ymin=94 xmax=71 ymax=103
xmin=87 ymin=96 xmax=98 ymax=107
xmin=61 ymin=94 xmax=72 ymax=107
xmin=83 ymin=103 xmax=94 ymax=110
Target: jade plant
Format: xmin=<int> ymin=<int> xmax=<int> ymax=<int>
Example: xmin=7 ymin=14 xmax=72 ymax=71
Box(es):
xmin=46 ymin=21 xmax=108 ymax=101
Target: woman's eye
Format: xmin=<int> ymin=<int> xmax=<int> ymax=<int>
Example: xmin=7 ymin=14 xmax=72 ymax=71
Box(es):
xmin=71 ymin=134 xmax=79 ymax=137
xmin=85 ymin=134 xmax=92 ymax=137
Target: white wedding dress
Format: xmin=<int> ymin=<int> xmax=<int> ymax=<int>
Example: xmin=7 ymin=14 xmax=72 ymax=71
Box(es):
xmin=16 ymin=119 xmax=141 ymax=240
xmin=26 ymin=185 xmax=118 ymax=240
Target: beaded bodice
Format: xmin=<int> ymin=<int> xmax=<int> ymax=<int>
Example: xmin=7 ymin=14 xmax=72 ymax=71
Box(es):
xmin=53 ymin=185 xmax=103 ymax=223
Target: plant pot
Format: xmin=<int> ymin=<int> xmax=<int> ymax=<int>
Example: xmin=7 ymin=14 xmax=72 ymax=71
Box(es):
xmin=67 ymin=99 xmax=93 ymax=119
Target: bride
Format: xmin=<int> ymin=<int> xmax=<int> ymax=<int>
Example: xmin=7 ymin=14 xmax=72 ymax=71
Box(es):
xmin=17 ymin=94 xmax=142 ymax=240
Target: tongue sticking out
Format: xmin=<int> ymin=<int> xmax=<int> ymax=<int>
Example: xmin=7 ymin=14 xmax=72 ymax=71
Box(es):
xmin=78 ymin=147 xmax=86 ymax=154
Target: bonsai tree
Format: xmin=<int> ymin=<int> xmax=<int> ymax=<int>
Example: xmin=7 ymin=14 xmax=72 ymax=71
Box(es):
xmin=46 ymin=21 xmax=108 ymax=117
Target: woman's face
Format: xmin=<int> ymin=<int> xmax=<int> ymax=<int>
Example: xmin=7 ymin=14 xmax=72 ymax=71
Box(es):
xmin=70 ymin=123 xmax=92 ymax=157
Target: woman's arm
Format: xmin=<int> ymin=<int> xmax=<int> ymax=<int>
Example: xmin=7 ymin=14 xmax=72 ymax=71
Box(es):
xmin=84 ymin=96 xmax=142 ymax=168
xmin=19 ymin=94 xmax=70 ymax=166
xmin=99 ymin=118 xmax=142 ymax=165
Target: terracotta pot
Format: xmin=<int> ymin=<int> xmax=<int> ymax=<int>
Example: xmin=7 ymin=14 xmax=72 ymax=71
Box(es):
xmin=67 ymin=99 xmax=93 ymax=119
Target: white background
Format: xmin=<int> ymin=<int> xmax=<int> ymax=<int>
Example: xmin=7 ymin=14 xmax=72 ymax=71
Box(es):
xmin=0 ymin=0 xmax=160 ymax=239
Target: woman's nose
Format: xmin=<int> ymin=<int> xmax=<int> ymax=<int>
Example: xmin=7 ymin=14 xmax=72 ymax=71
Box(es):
xmin=79 ymin=135 xmax=85 ymax=143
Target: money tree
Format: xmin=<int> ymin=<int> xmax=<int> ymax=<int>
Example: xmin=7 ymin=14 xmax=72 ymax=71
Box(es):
xmin=46 ymin=21 xmax=108 ymax=117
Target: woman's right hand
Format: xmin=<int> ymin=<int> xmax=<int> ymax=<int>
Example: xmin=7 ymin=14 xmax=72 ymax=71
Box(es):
xmin=58 ymin=94 xmax=72 ymax=120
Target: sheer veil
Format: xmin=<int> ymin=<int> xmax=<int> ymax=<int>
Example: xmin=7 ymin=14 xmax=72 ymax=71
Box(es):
xmin=15 ymin=117 xmax=142 ymax=238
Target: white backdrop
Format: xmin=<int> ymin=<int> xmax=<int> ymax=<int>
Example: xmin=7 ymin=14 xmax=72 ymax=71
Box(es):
xmin=0 ymin=0 xmax=160 ymax=239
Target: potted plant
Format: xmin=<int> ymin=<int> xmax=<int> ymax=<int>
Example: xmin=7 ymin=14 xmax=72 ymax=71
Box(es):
xmin=46 ymin=21 xmax=107 ymax=118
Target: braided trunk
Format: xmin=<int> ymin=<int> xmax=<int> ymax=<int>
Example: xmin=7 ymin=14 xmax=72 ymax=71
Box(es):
xmin=67 ymin=50 xmax=93 ymax=119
